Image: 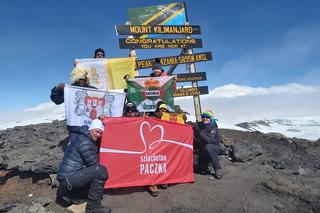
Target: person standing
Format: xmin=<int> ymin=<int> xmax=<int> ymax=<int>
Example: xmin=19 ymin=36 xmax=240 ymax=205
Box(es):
xmin=149 ymin=61 xmax=167 ymax=77
xmin=193 ymin=110 xmax=222 ymax=180
xmin=50 ymin=67 xmax=97 ymax=143
xmin=57 ymin=119 xmax=111 ymax=213
xmin=94 ymin=48 xmax=105 ymax=58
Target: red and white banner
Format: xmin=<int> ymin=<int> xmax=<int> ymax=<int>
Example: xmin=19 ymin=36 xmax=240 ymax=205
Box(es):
xmin=99 ymin=117 xmax=194 ymax=188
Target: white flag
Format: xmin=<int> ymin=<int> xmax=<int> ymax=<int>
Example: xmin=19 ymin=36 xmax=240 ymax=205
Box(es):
xmin=64 ymin=85 xmax=126 ymax=126
xmin=76 ymin=58 xmax=108 ymax=90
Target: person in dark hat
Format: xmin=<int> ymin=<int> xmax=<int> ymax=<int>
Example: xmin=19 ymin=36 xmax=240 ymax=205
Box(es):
xmin=150 ymin=61 xmax=167 ymax=77
xmin=94 ymin=48 xmax=105 ymax=58
xmin=123 ymin=102 xmax=140 ymax=117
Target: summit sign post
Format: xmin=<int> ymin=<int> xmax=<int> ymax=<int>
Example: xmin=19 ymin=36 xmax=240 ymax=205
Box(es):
xmin=116 ymin=2 xmax=213 ymax=120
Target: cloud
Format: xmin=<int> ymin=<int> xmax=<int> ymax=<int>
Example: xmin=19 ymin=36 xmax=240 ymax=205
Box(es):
xmin=0 ymin=102 xmax=64 ymax=125
xmin=1 ymin=83 xmax=319 ymax=131
xmin=176 ymin=83 xmax=320 ymax=124
xmin=24 ymin=102 xmax=62 ymax=112
xmin=205 ymin=83 xmax=320 ymax=98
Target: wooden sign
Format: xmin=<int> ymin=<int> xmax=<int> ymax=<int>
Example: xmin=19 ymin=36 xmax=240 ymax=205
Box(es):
xmin=174 ymin=86 xmax=209 ymax=97
xmin=176 ymin=72 xmax=207 ymax=83
xmin=136 ymin=52 xmax=212 ymax=69
xmin=115 ymin=25 xmax=201 ymax=35
xmin=119 ymin=38 xmax=202 ymax=49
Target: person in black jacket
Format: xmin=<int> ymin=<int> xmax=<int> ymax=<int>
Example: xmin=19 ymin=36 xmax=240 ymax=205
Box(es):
xmin=193 ymin=110 xmax=222 ymax=180
xmin=50 ymin=67 xmax=97 ymax=143
xmin=57 ymin=119 xmax=111 ymax=213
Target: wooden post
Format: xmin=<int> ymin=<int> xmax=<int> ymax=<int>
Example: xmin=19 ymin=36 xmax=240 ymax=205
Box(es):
xmin=126 ymin=21 xmax=138 ymax=76
xmin=185 ymin=22 xmax=202 ymax=121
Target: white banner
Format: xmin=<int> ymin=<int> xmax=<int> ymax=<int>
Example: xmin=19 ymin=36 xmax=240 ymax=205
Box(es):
xmin=64 ymin=85 xmax=126 ymax=126
xmin=75 ymin=59 xmax=108 ymax=90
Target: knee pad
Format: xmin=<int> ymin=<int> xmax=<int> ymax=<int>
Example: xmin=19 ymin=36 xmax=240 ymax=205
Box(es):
xmin=97 ymin=165 xmax=109 ymax=181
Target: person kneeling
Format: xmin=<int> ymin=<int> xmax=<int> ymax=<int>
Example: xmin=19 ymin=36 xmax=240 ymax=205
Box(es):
xmin=56 ymin=119 xmax=111 ymax=213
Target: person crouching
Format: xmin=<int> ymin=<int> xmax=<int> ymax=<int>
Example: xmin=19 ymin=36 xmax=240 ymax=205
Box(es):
xmin=56 ymin=119 xmax=111 ymax=213
xmin=193 ymin=110 xmax=222 ymax=180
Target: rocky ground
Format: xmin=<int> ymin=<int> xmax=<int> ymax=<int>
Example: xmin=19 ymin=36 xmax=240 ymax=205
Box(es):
xmin=0 ymin=120 xmax=320 ymax=213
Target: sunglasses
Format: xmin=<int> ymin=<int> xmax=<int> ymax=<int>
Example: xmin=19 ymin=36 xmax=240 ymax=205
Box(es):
xmin=201 ymin=115 xmax=211 ymax=119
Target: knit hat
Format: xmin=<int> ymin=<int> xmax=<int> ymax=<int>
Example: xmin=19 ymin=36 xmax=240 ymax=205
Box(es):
xmin=94 ymin=48 xmax=105 ymax=58
xmin=159 ymin=103 xmax=168 ymax=110
xmin=152 ymin=62 xmax=163 ymax=70
xmin=89 ymin=119 xmax=104 ymax=131
xmin=70 ymin=67 xmax=88 ymax=84
xmin=124 ymin=102 xmax=138 ymax=112
xmin=201 ymin=110 xmax=214 ymax=118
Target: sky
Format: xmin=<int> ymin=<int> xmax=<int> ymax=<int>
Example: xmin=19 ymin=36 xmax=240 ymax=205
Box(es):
xmin=1 ymin=0 xmax=320 ymax=127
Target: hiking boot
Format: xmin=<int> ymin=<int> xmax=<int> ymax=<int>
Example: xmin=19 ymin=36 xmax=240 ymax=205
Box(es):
xmin=85 ymin=206 xmax=112 ymax=213
xmin=160 ymin=184 xmax=168 ymax=189
xmin=207 ymin=164 xmax=215 ymax=175
xmin=57 ymin=185 xmax=86 ymax=204
xmin=214 ymin=169 xmax=222 ymax=179
xmin=148 ymin=185 xmax=159 ymax=197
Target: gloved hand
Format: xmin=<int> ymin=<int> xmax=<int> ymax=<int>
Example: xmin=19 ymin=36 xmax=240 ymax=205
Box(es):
xmin=193 ymin=125 xmax=201 ymax=134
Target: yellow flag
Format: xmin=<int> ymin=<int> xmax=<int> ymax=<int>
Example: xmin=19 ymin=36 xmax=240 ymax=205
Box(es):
xmin=161 ymin=112 xmax=186 ymax=124
xmin=107 ymin=57 xmax=136 ymax=89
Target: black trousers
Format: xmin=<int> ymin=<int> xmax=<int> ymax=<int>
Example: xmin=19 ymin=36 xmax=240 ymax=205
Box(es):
xmin=199 ymin=143 xmax=222 ymax=171
xmin=60 ymin=164 xmax=108 ymax=208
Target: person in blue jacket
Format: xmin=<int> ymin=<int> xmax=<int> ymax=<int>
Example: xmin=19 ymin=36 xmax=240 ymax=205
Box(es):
xmin=57 ymin=119 xmax=111 ymax=213
xmin=193 ymin=110 xmax=222 ymax=179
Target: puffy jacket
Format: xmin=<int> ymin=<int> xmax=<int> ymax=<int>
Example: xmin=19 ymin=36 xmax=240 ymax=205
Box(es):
xmin=194 ymin=121 xmax=220 ymax=148
xmin=57 ymin=126 xmax=99 ymax=182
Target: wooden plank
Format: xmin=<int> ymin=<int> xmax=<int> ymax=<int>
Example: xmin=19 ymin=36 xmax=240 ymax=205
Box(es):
xmin=115 ymin=25 xmax=201 ymax=35
xmin=174 ymin=86 xmax=208 ymax=97
xmin=119 ymin=38 xmax=202 ymax=49
xmin=176 ymin=72 xmax=207 ymax=82
xmin=136 ymin=52 xmax=212 ymax=69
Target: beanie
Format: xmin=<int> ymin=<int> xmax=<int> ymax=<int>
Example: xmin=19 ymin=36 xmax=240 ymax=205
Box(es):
xmin=152 ymin=62 xmax=163 ymax=70
xmin=89 ymin=119 xmax=104 ymax=131
xmin=94 ymin=48 xmax=105 ymax=58
xmin=70 ymin=67 xmax=88 ymax=84
xmin=125 ymin=102 xmax=137 ymax=112
xmin=201 ymin=110 xmax=214 ymax=118
xmin=159 ymin=103 xmax=168 ymax=110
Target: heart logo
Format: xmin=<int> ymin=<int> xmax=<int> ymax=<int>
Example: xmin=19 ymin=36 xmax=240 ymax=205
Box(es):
xmin=140 ymin=121 xmax=164 ymax=150
xmin=99 ymin=121 xmax=192 ymax=154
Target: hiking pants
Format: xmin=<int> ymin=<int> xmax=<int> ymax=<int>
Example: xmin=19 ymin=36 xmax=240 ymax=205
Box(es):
xmin=199 ymin=143 xmax=222 ymax=171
